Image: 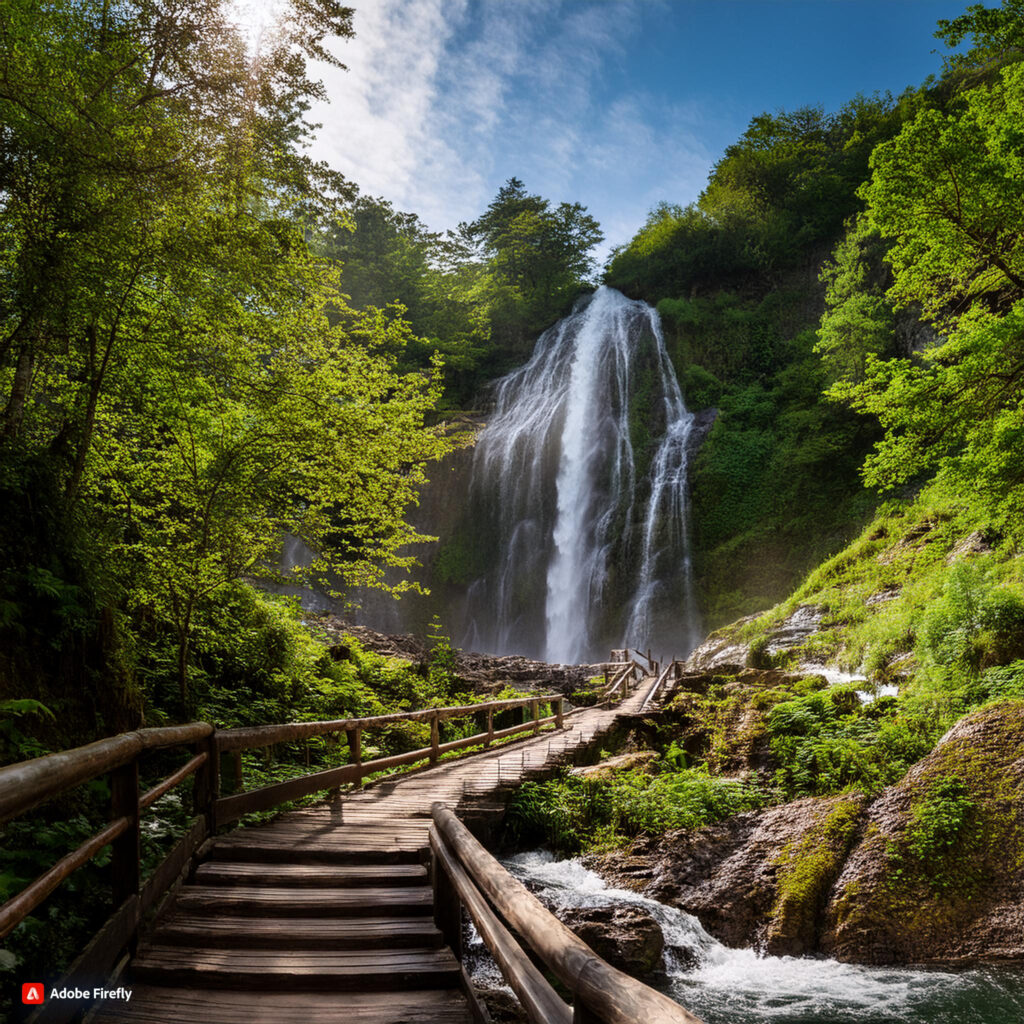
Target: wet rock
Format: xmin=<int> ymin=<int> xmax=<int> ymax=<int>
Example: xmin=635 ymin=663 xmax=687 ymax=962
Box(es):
xmin=685 ymin=606 xmax=825 ymax=673
xmin=475 ymin=986 xmax=529 ymax=1024
xmin=821 ymin=700 xmax=1024 ymax=964
xmin=561 ymin=905 xmax=665 ymax=978
xmin=592 ymin=795 xmax=864 ymax=956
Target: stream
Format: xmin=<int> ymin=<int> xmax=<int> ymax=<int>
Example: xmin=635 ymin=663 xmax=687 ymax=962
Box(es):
xmin=471 ymin=851 xmax=1024 ymax=1024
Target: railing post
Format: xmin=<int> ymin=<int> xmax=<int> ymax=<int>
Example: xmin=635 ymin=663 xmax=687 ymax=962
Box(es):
xmin=532 ymin=699 xmax=540 ymax=735
xmin=430 ymin=711 xmax=440 ymax=765
xmin=555 ymin=697 xmax=564 ymax=730
xmin=194 ymin=732 xmax=219 ymax=833
xmin=110 ymin=757 xmax=140 ymax=939
xmin=485 ymin=707 xmax=494 ymax=747
xmin=432 ymin=841 xmax=463 ymax=958
xmin=347 ymin=727 xmax=363 ymax=788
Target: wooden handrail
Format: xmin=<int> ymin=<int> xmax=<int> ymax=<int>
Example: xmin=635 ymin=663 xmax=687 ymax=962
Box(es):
xmin=639 ymin=660 xmax=680 ymax=712
xmin=215 ymin=694 xmax=561 ymax=752
xmin=431 ymin=804 xmax=704 ymax=1024
xmin=0 ymin=722 xmax=213 ymax=823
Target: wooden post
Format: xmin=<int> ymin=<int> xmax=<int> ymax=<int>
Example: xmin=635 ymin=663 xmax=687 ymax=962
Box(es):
xmin=432 ymin=843 xmax=462 ymax=958
xmin=193 ymin=734 xmax=219 ymax=833
xmin=531 ymin=699 xmax=540 ymax=734
xmin=485 ymin=707 xmax=494 ymax=747
xmin=220 ymin=750 xmax=243 ymax=794
xmin=430 ymin=711 xmax=440 ymax=765
xmin=110 ymin=758 xmax=140 ymax=919
xmin=555 ymin=697 xmax=564 ymax=730
xmin=347 ymin=727 xmax=363 ymax=788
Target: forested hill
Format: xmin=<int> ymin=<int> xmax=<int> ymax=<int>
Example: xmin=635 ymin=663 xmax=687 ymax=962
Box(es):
xmin=603 ymin=1 xmax=1024 ymax=629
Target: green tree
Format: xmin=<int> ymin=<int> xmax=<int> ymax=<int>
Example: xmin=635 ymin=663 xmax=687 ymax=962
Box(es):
xmin=832 ymin=61 xmax=1024 ymax=505
xmin=0 ymin=0 xmax=465 ymax=712
xmin=462 ymin=177 xmax=603 ymax=340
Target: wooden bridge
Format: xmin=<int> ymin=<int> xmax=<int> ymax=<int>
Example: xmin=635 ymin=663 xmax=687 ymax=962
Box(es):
xmin=1 ymin=654 xmax=701 ymax=1024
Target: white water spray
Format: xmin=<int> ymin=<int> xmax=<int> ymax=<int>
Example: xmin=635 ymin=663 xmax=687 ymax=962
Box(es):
xmin=463 ymin=286 xmax=700 ymax=663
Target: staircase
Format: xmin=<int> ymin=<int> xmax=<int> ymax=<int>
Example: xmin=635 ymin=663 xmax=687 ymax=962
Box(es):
xmin=91 ymin=847 xmax=472 ymax=1023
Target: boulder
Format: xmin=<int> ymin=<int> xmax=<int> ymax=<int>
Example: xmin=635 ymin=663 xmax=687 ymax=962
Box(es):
xmin=821 ymin=700 xmax=1024 ymax=964
xmin=561 ymin=905 xmax=665 ymax=978
xmin=591 ymin=794 xmax=864 ymax=955
xmin=570 ymin=750 xmax=659 ymax=781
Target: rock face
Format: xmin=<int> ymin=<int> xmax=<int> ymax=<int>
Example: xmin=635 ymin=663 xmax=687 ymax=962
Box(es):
xmin=685 ymin=605 xmax=824 ymax=673
xmin=569 ymin=750 xmax=659 ymax=781
xmin=821 ymin=700 xmax=1024 ymax=964
xmin=311 ymin=619 xmax=601 ymax=695
xmin=561 ymin=906 xmax=665 ymax=978
xmin=591 ymin=700 xmax=1024 ymax=964
xmin=591 ymin=794 xmax=863 ymax=956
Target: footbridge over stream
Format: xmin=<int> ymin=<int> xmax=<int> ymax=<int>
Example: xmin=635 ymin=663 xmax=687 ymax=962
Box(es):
xmin=1 ymin=654 xmax=702 ymax=1024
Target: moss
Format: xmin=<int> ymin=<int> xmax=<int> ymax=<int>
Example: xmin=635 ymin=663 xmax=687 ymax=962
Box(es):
xmin=769 ymin=797 xmax=864 ymax=952
xmin=831 ymin=701 xmax=1024 ymax=954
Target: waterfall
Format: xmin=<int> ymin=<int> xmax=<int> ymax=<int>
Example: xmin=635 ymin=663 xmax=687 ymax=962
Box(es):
xmin=461 ymin=286 xmax=701 ymax=664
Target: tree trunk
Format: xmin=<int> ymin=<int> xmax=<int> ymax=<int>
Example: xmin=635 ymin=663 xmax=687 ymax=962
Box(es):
xmin=1 ymin=344 xmax=35 ymax=441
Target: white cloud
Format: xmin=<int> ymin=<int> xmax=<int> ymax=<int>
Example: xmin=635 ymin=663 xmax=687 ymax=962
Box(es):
xmin=307 ymin=0 xmax=716 ymax=255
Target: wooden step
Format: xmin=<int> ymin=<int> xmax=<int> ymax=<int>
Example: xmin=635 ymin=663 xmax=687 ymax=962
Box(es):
xmin=172 ymin=885 xmax=433 ymax=917
xmin=130 ymin=945 xmax=462 ymax=991
xmin=89 ymin=986 xmax=474 ymax=1023
xmin=210 ymin=836 xmax=428 ymax=865
xmin=195 ymin=861 xmax=428 ymax=888
xmin=153 ymin=913 xmax=443 ymax=950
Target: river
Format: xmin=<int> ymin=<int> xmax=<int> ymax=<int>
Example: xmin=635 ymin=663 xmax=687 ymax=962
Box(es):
xmin=472 ymin=850 xmax=1024 ymax=1024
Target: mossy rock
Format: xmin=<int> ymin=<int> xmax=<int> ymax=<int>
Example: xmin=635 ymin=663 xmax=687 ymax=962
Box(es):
xmin=822 ymin=700 xmax=1024 ymax=963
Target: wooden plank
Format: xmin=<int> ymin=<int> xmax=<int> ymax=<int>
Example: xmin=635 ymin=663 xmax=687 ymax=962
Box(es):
xmin=432 ymin=806 xmax=704 ymax=1024
xmin=0 ymin=723 xmax=212 ymax=823
xmin=131 ymin=944 xmax=462 ymax=991
xmin=154 ymin=913 xmax=443 ymax=949
xmin=430 ymin=829 xmax=569 ymax=1024
xmin=194 ymin=861 xmax=427 ymax=887
xmin=171 ymin=884 xmax=433 ymax=917
xmin=216 ymin=696 xmax=562 ymax=753
xmin=89 ymin=986 xmax=473 ymax=1024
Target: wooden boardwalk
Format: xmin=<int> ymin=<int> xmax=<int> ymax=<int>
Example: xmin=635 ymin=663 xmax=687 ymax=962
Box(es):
xmin=90 ymin=688 xmax=651 ymax=1023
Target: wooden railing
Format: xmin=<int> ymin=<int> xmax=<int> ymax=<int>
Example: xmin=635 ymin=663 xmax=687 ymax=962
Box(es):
xmin=0 ymin=693 xmax=564 ymax=1024
xmin=639 ymin=659 xmax=684 ymax=712
xmin=600 ymin=658 xmax=647 ymax=703
xmin=431 ymin=804 xmax=704 ymax=1024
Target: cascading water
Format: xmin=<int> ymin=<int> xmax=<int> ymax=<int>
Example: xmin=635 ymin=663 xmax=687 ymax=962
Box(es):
xmin=474 ymin=852 xmax=1024 ymax=1024
xmin=461 ymin=286 xmax=700 ymax=664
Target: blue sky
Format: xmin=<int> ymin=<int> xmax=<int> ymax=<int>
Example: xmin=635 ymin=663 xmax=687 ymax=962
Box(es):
xmin=308 ymin=0 xmax=968 ymax=262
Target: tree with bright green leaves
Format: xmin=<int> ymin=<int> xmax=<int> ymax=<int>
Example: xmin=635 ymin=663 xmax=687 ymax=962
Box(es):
xmin=815 ymin=216 xmax=896 ymax=383
xmin=829 ymin=41 xmax=1024 ymax=528
xmin=462 ymin=178 xmax=603 ymax=343
xmin=0 ymin=0 xmax=465 ymax=711
xmin=321 ymin=196 xmax=491 ymax=405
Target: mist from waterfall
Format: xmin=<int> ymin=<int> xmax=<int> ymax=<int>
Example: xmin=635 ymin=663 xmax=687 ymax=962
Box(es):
xmin=461 ymin=286 xmax=700 ymax=664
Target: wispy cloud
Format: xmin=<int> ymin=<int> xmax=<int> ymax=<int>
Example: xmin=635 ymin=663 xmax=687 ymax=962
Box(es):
xmin=308 ymin=0 xmax=716 ymax=255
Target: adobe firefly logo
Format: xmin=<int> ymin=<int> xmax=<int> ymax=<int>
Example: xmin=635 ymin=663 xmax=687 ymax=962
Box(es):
xmin=22 ymin=983 xmax=44 ymax=1005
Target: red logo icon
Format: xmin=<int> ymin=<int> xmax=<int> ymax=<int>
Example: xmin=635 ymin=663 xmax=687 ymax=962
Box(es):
xmin=22 ymin=983 xmax=44 ymax=1004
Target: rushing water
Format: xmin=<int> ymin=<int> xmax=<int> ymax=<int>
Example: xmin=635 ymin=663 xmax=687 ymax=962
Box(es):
xmin=491 ymin=851 xmax=1024 ymax=1024
xmin=461 ymin=286 xmax=700 ymax=664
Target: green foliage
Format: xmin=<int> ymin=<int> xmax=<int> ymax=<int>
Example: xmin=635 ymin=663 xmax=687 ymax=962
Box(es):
xmin=505 ymin=764 xmax=765 ymax=855
xmin=918 ymin=562 xmax=1024 ymax=674
xmin=906 ymin=775 xmax=975 ymax=863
